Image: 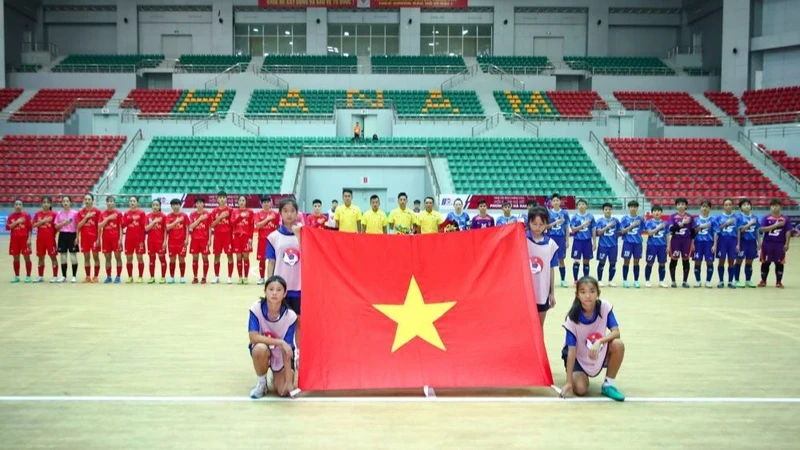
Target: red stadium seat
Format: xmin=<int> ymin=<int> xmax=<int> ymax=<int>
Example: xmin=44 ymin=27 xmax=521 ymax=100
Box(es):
xmin=704 ymin=91 xmax=746 ymax=125
xmin=0 ymin=88 xmax=24 ymax=111
xmin=613 ymin=91 xmax=722 ymax=126
xmin=121 ymin=89 xmax=184 ymax=115
xmin=9 ymin=89 xmax=114 ymax=122
xmin=742 ymin=86 xmax=800 ymax=125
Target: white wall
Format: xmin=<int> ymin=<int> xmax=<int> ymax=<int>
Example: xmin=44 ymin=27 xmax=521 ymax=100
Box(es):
xmin=761 ymin=0 xmax=800 ymax=36
xmin=720 ymin=0 xmax=750 ymax=93
xmin=7 ymin=72 xmax=136 ymax=92
xmin=591 ymin=74 xmax=720 ymax=94
xmin=138 ymin=10 xmax=212 ymax=55
xmin=688 ymin=7 xmax=723 ymax=71
xmin=514 ymin=12 xmax=587 ymax=57
xmin=4 ymin=4 xmax=35 ymax=70
xmin=399 ymin=8 xmax=421 ymax=56
xmin=762 ymin=46 xmax=800 ymax=88
xmin=116 ymin=0 xmax=137 ymax=54
xmin=608 ymin=26 xmax=678 ymax=57
xmin=47 ymin=24 xmax=117 ymax=54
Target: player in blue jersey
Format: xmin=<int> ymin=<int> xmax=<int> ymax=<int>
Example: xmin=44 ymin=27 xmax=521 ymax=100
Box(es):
xmin=619 ymin=200 xmax=646 ymax=289
xmin=735 ymin=198 xmax=760 ymax=288
xmin=521 ymin=198 xmax=539 ymax=229
xmin=692 ymin=200 xmax=715 ymax=288
xmin=569 ymin=199 xmax=596 ymax=285
xmin=644 ymin=205 xmax=669 ymax=287
xmin=496 ymin=201 xmax=520 ymax=226
xmin=594 ymin=202 xmax=620 ymax=287
xmin=714 ymin=198 xmax=739 ymax=288
xmin=445 ymin=198 xmax=470 ymax=231
xmin=547 ymin=194 xmax=570 ymax=287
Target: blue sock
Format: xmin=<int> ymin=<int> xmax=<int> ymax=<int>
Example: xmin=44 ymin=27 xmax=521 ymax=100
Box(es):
xmin=717 ymin=264 xmax=725 ymax=282
xmin=745 ymin=264 xmax=753 ymax=281
xmin=597 ymin=263 xmax=605 ymax=281
xmin=573 ymin=263 xmax=580 ymax=281
xmin=706 ymin=265 xmax=714 ymax=282
xmin=694 ymin=265 xmax=701 ymax=282
xmin=633 ymin=265 xmax=640 ymax=281
xmin=645 ymin=264 xmax=652 ymax=281
xmin=733 ymin=264 xmax=741 ymax=282
xmin=609 ymin=265 xmax=616 ymax=281
xmin=728 ymin=265 xmax=736 ymax=283
xmin=658 ymin=265 xmax=666 ymax=282
xmin=582 ymin=263 xmax=590 ymax=278
xmin=559 ymin=266 xmax=566 ymax=281
xmin=622 ymin=264 xmax=629 ymax=281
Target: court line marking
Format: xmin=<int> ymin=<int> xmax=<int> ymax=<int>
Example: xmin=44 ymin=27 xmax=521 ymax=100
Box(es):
xmin=0 ymin=396 xmax=799 ymax=404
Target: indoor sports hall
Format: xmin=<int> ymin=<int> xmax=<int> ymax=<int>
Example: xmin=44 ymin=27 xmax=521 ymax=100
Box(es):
xmin=1 ymin=0 xmax=799 ymax=448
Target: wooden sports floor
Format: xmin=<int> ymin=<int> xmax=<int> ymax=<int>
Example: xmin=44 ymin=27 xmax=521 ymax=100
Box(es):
xmin=1 ymin=235 xmax=799 ymax=449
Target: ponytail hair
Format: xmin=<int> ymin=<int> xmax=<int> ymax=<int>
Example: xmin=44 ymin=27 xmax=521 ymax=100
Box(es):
xmin=566 ymin=276 xmax=602 ymax=323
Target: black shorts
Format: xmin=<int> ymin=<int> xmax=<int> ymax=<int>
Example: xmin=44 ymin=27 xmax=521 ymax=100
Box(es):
xmin=57 ymin=232 xmax=78 ymax=253
xmin=537 ymin=302 xmax=550 ymax=313
xmin=286 ymin=294 xmax=301 ymax=315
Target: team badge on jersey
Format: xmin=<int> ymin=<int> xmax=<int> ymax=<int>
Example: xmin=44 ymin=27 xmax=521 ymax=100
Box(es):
xmin=529 ymin=256 xmax=544 ymax=275
xmin=586 ymin=332 xmax=605 ymax=350
xmin=283 ymin=248 xmax=300 ymax=266
xmin=262 ymin=331 xmax=276 ymax=349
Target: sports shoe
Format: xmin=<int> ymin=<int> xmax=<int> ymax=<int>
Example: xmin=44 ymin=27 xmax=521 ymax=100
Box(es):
xmin=114 ymin=276 xmax=121 ymax=284
xmin=758 ymin=280 xmax=767 ymax=287
xmin=33 ymin=277 xmax=43 ymax=283
xmin=599 ymin=281 xmax=606 ymax=287
xmin=179 ymin=278 xmax=186 ymax=284
xmin=84 ymin=276 xmax=92 ymax=283
xmin=192 ymin=278 xmax=199 ymax=284
xmin=126 ymin=278 xmax=134 ymax=284
xmin=242 ymin=278 xmax=249 ymax=285
xmin=226 ymin=277 xmax=233 ymax=285
xmin=159 ymin=278 xmax=167 ymax=284
xmin=147 ymin=278 xmax=156 ymax=284
xmin=671 ymin=282 xmax=677 ymax=288
xmin=776 ymin=282 xmax=785 ymax=289
xmin=608 ymin=281 xmax=617 ymax=287
xmin=633 ymin=281 xmax=640 ymax=289
xmin=56 ymin=276 xmax=66 ymax=283
xmin=705 ymin=282 xmax=713 ymax=288
xmin=727 ymin=282 xmax=736 ymax=289
xmin=104 ymin=276 xmax=113 ymax=284
xmin=10 ymin=276 xmax=20 ymax=283
xmin=717 ymin=282 xmax=725 ymax=289
xmin=249 ymin=380 xmax=268 ymax=399
xmin=136 ymin=277 xmax=144 ymax=284
xmin=49 ymin=277 xmax=59 ymax=283
xmin=24 ymin=276 xmax=32 ymax=283
xmin=211 ymin=277 xmax=220 ymax=284
xmin=694 ymin=281 xmax=701 ymax=288
xmin=167 ymin=277 xmax=175 ymax=284
xmin=736 ymin=281 xmax=746 ymax=288
xmin=658 ymin=282 xmax=669 ymax=288
xmin=201 ymin=278 xmax=207 ymax=284
xmin=601 ymin=384 xmax=625 ymax=402
xmin=238 ymin=278 xmax=244 ymax=285
xmin=91 ymin=277 xmax=99 ymax=283
xmin=682 ymin=282 xmax=691 ymax=288
xmin=560 ymin=280 xmax=568 ymax=288
xmin=622 ymin=281 xmax=630 ymax=289
xmin=70 ymin=276 xmax=77 ymax=283
xmin=645 ymin=281 xmax=652 ymax=288
xmin=746 ymin=281 xmax=756 ymax=288
xmin=257 ymin=278 xmax=265 ymax=285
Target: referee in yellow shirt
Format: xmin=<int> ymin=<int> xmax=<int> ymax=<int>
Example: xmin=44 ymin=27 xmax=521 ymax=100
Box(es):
xmin=334 ymin=189 xmax=362 ymax=233
xmin=361 ymin=195 xmax=388 ymax=234
xmin=417 ymin=197 xmax=444 ymax=234
xmin=388 ymin=192 xmax=417 ymax=235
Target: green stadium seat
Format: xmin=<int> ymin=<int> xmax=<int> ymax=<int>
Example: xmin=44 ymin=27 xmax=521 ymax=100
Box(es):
xmin=478 ymin=56 xmax=550 ymax=74
xmin=262 ymin=55 xmax=357 ymax=74
xmin=371 ymin=56 xmax=466 ymax=74
xmin=178 ymin=54 xmax=251 ymax=73
xmin=53 ymin=54 xmax=164 ymax=73
xmin=563 ymin=56 xmax=674 ymax=75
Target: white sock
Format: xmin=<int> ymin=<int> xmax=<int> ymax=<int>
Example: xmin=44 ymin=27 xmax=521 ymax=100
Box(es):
xmin=257 ymin=374 xmax=267 ymax=385
xmin=603 ymin=377 xmax=615 ymax=387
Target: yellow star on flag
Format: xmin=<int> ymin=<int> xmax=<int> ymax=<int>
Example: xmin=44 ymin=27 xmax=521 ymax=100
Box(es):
xmin=373 ymin=276 xmax=457 ymax=352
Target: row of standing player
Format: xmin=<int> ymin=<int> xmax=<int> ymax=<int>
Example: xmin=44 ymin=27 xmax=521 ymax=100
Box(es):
xmin=534 ymin=195 xmax=792 ymax=289
xmin=4 ymin=192 xmax=297 ymax=285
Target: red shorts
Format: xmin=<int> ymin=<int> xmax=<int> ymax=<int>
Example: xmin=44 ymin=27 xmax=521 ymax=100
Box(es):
xmin=212 ymin=232 xmax=232 ymax=255
xmin=9 ymin=236 xmax=31 ymax=256
xmin=148 ymin=239 xmax=165 ymax=255
xmin=190 ymin=237 xmax=209 ymax=255
xmin=256 ymin=236 xmax=268 ymax=261
xmin=36 ymin=237 xmax=57 ymax=258
xmin=124 ymin=235 xmax=146 ymax=255
xmin=79 ymin=235 xmax=100 ymax=254
xmin=232 ymin=234 xmax=252 ymax=254
xmin=101 ymin=234 xmax=121 ymax=254
xmin=168 ymin=241 xmax=187 ymax=258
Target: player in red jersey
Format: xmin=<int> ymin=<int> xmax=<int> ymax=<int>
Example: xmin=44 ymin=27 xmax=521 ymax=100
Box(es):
xmin=188 ymin=197 xmax=211 ymax=284
xmin=165 ymin=198 xmax=190 ymax=284
xmin=98 ymin=196 xmax=123 ymax=284
xmin=145 ymin=200 xmax=168 ymax=284
xmin=6 ymin=199 xmax=32 ymax=283
xmin=210 ymin=191 xmax=234 ymax=284
xmin=254 ymin=195 xmax=280 ymax=285
xmin=32 ymin=196 xmax=59 ymax=283
xmin=123 ymin=197 xmax=147 ymax=283
xmin=232 ymin=195 xmax=255 ymax=284
xmin=305 ymin=199 xmax=328 ymax=231
xmin=76 ymin=193 xmax=102 ymax=283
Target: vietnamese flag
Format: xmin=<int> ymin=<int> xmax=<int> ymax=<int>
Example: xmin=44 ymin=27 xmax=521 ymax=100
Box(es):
xmin=298 ymin=224 xmax=553 ymax=392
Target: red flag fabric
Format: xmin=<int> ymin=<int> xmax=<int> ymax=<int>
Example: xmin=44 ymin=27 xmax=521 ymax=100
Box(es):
xmin=298 ymin=223 xmax=553 ymax=392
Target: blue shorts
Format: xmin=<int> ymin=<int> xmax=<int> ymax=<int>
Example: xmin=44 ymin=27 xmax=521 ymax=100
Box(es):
xmin=646 ymin=245 xmax=667 ymax=264
xmin=597 ymin=246 xmax=618 ymax=264
xmin=571 ymin=239 xmax=593 ymax=261
xmin=716 ymin=236 xmax=737 ymax=260
xmin=550 ymin=235 xmax=567 ymax=260
xmin=621 ymin=241 xmax=643 ymax=260
xmin=692 ymin=240 xmax=714 ymax=262
xmin=738 ymin=239 xmax=758 ymax=260
xmin=561 ymin=346 xmax=607 ymax=375
xmin=286 ymin=292 xmax=301 ymax=315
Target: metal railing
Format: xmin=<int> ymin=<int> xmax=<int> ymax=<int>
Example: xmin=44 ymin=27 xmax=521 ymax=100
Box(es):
xmin=205 ymin=62 xmax=249 ymax=89
xmin=50 ymin=59 xmax=164 ymax=73
xmin=174 ymin=63 xmax=252 ymax=73
xmin=371 ymin=65 xmax=468 ymax=75
xmin=191 ymin=114 xmax=220 ymax=136
xmin=424 ymin=151 xmax=441 ymax=198
xmin=441 ymin=65 xmax=479 ymax=90
xmin=293 ymin=153 xmax=306 ymax=196
xmin=668 ymin=45 xmax=703 ymax=58
xmin=590 ymin=131 xmax=639 ymax=196
xmin=261 ymin=64 xmax=358 ymax=74
xmin=478 ymin=64 xmax=554 ymax=76
xmin=254 ymin=67 xmax=290 ymax=89
xmin=485 ymin=65 xmax=525 ymax=90
xmin=93 ymin=129 xmax=144 ymax=195
xmin=471 ymin=112 xmax=501 ymax=137
xmin=738 ymin=131 xmax=800 ymax=193
xmin=231 ymin=112 xmax=261 ymax=136
xmin=22 ymin=41 xmax=59 ymax=58
xmin=507 ymin=113 xmax=539 ymax=137
xmin=1 ymin=97 xmax=112 ymax=123
xmin=748 ymin=125 xmax=800 ymax=140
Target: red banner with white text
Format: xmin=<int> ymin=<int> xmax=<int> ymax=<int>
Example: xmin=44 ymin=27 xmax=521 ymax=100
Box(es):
xmin=258 ymin=0 xmax=467 ymax=8
xmin=439 ymin=194 xmax=577 ymax=211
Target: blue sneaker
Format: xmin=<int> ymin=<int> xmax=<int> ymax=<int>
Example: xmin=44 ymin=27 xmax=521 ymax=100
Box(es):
xmin=104 ymin=276 xmax=113 ymax=284
xmin=717 ymin=282 xmax=725 ymax=288
xmin=601 ymin=384 xmax=625 ymax=401
xmin=682 ymin=282 xmax=691 ymax=288
xmin=633 ymin=281 xmax=641 ymax=289
xmin=622 ymin=281 xmax=630 ymax=289
xmin=727 ymin=282 xmax=736 ymax=289
xmin=114 ymin=276 xmax=121 ymax=284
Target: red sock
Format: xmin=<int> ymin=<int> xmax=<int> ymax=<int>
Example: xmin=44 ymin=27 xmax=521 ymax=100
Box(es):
xmin=94 ymin=264 xmax=100 ymax=278
xmin=85 ymin=264 xmax=91 ymax=277
xmin=227 ymin=257 xmax=234 ymax=277
xmin=52 ymin=264 xmax=58 ymax=277
xmin=203 ymin=260 xmax=210 ymax=278
xmin=159 ymin=255 xmax=167 ymax=278
xmin=38 ymin=265 xmax=45 ymax=277
xmin=106 ymin=266 xmax=112 ymax=277
xmin=244 ymin=260 xmax=250 ymax=278
xmin=138 ymin=262 xmax=145 ymax=277
xmin=25 ymin=261 xmax=32 ymax=277
xmin=259 ymin=260 xmax=265 ymax=279
xmin=126 ymin=263 xmax=133 ymax=277
xmin=237 ymin=259 xmax=243 ymax=277
xmin=214 ymin=262 xmax=220 ymax=276
xmin=179 ymin=262 xmax=186 ymax=277
xmin=13 ymin=261 xmax=20 ymax=276
xmin=149 ymin=260 xmax=156 ymax=278
xmin=169 ymin=261 xmax=176 ymax=278
xmin=116 ymin=264 xmax=122 ymax=277
xmin=192 ymin=261 xmax=199 ymax=278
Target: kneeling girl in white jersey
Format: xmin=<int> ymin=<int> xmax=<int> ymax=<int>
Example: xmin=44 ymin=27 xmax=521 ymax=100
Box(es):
xmin=560 ymin=276 xmax=626 ymax=401
xmin=248 ymin=275 xmax=297 ymax=398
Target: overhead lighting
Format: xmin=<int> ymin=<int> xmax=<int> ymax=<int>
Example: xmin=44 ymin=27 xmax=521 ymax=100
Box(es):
xmin=462 ymin=29 xmax=469 ymax=35
xmin=434 ymin=30 xmax=439 ymax=34
xmin=343 ymin=53 xmax=349 ymax=57
xmin=252 ymin=28 xmax=259 ymax=32
xmin=344 ymin=31 xmax=350 ymax=36
xmin=284 ymin=30 xmax=290 ymax=35
xmin=428 ymin=43 xmax=434 ymax=46
xmin=289 ymin=41 xmax=293 ymax=45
